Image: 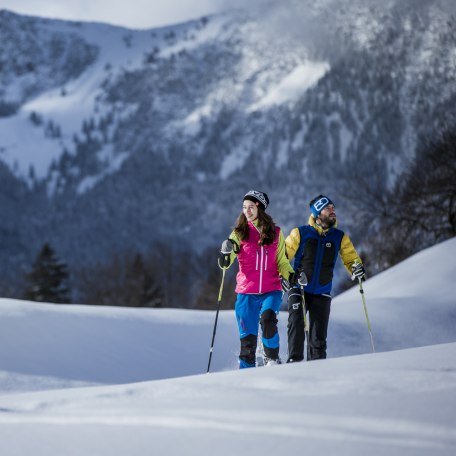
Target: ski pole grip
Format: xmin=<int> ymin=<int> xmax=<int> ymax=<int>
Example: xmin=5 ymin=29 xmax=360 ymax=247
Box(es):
xmin=297 ymin=271 xmax=308 ymax=287
xmin=221 ymin=239 xmax=234 ymax=255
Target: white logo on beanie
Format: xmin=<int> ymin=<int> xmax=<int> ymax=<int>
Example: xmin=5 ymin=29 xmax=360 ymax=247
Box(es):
xmin=244 ymin=190 xmax=268 ymax=209
xmin=314 ymin=197 xmax=330 ymax=212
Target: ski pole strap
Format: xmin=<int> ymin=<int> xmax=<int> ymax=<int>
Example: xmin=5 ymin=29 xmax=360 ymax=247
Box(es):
xmin=217 ymin=257 xmax=228 ymax=270
xmin=229 ymin=238 xmax=240 ymax=254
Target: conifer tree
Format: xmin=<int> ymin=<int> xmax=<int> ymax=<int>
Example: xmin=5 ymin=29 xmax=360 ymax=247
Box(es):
xmin=24 ymin=243 xmax=71 ymax=304
xmin=124 ymin=254 xmax=163 ymax=307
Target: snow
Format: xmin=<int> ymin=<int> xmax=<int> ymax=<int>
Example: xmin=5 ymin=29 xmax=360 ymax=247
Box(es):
xmin=339 ymin=122 xmax=352 ymax=161
xmin=351 ymin=6 xmax=384 ymax=48
xmin=276 ymin=138 xmax=289 ymax=167
xmin=0 ymin=345 xmax=455 ymax=455
xmin=159 ymin=14 xmax=226 ymax=58
xmin=0 ymin=238 xmax=455 ymax=454
xmin=76 ymin=146 xmax=129 ymax=194
xmin=1 ymin=13 xmax=329 ymax=186
xmin=0 ymin=18 xmax=193 ymax=181
xmin=219 ymin=144 xmax=251 ymax=179
xmin=250 ymin=61 xmax=330 ymax=110
xmin=329 ymin=237 xmax=456 ymax=356
xmin=0 ymin=113 xmax=64 ymax=178
xmin=182 ymin=103 xmax=213 ymax=135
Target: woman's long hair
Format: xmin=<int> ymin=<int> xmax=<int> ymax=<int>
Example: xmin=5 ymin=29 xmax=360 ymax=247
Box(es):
xmin=234 ymin=206 xmax=277 ymax=245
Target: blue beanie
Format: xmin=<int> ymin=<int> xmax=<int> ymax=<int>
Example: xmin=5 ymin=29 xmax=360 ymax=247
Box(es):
xmin=310 ymin=195 xmax=334 ymax=218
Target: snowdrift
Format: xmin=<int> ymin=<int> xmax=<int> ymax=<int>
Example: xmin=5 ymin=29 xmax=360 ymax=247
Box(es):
xmin=0 ymin=343 xmax=455 ymax=455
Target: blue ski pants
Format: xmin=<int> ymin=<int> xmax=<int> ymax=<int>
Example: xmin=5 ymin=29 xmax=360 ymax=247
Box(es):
xmin=234 ymin=291 xmax=282 ymax=368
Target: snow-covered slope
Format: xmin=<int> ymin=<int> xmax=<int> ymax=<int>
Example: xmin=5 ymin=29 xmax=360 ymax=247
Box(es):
xmin=0 ymin=238 xmax=455 ymax=455
xmin=0 ymin=302 xmax=237 ymax=392
xmin=329 ymin=237 xmax=456 ymax=356
xmin=0 ymin=343 xmax=455 ymax=455
xmin=0 ymin=238 xmax=454 ymax=395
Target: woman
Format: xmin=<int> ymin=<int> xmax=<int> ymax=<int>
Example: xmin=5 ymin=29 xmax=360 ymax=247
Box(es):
xmin=219 ymin=190 xmax=294 ymax=368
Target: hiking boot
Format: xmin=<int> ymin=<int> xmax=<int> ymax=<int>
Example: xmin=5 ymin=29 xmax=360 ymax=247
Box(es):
xmin=264 ymin=357 xmax=282 ymax=366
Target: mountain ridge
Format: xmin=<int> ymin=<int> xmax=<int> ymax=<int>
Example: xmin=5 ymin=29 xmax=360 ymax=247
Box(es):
xmin=0 ymin=1 xmax=454 ymax=301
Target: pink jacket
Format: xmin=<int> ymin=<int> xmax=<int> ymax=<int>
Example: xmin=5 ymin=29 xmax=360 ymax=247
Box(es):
xmin=235 ymin=222 xmax=282 ymax=294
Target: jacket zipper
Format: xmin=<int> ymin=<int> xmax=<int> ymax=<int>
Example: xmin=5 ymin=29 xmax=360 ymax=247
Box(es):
xmin=252 ymin=223 xmax=265 ymax=294
xmin=312 ymin=235 xmax=326 ymax=293
xmin=259 ymin=246 xmax=264 ymax=293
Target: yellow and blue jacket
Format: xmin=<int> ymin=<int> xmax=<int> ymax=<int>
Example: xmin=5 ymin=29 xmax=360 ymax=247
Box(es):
xmin=285 ymin=216 xmax=362 ymax=295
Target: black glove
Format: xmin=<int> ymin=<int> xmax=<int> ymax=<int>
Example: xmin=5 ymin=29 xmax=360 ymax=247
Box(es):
xmin=351 ymin=262 xmax=366 ymax=281
xmin=218 ymin=239 xmax=234 ymax=268
xmin=281 ymin=272 xmax=298 ymax=292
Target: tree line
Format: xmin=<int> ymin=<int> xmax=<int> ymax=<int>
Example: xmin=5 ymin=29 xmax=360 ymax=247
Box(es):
xmin=20 ymin=242 xmax=236 ymax=309
xmin=342 ymin=125 xmax=456 ymax=275
xmin=13 ymin=125 xmax=456 ymax=307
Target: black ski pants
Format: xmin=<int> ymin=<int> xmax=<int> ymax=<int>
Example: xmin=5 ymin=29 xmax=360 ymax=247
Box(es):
xmin=287 ymin=289 xmax=331 ymax=361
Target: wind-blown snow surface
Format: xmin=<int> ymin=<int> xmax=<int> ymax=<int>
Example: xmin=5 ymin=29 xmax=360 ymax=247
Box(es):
xmin=0 ymin=345 xmax=455 ymax=455
xmin=329 ymin=237 xmax=456 ymax=357
xmin=0 ymin=238 xmax=455 ymax=454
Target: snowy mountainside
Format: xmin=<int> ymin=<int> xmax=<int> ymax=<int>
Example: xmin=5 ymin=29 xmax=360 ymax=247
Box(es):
xmin=0 ymin=9 xmax=207 ymax=179
xmin=0 ymin=1 xmax=455 ymax=285
xmin=0 ymin=11 xmax=98 ymax=111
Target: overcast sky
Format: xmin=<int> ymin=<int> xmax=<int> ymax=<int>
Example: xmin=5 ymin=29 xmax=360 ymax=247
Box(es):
xmin=0 ymin=0 xmax=227 ymax=29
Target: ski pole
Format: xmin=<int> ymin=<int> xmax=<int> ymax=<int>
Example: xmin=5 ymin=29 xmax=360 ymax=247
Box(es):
xmin=297 ymin=272 xmax=310 ymax=361
xmin=357 ymin=277 xmax=375 ymax=353
xmin=206 ymin=266 xmax=226 ymax=373
xmin=207 ymin=239 xmax=233 ymax=373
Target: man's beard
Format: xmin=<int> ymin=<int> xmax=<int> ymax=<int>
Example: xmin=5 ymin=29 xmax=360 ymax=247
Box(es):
xmin=320 ymin=214 xmax=336 ymax=227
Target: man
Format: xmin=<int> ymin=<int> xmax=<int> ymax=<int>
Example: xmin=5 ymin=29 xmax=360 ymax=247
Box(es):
xmin=284 ymin=195 xmax=365 ymax=362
